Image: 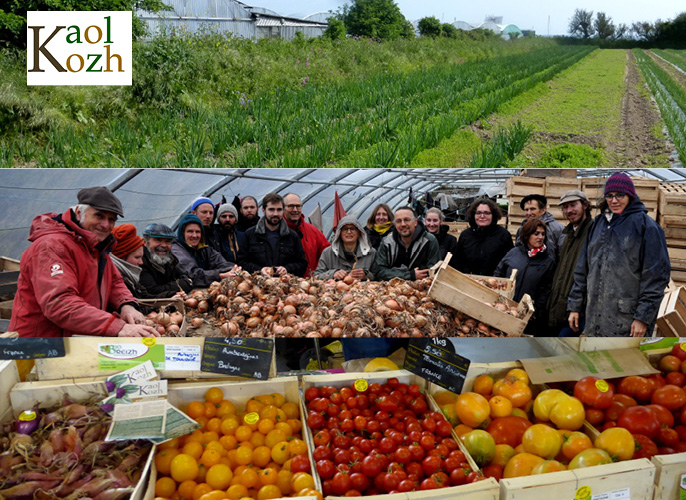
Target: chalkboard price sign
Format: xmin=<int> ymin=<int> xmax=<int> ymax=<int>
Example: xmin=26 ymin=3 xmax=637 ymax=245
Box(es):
xmin=0 ymin=338 xmax=66 ymax=360
xmin=201 ymin=338 xmax=274 ymax=379
xmin=404 ymin=339 xmax=470 ymax=394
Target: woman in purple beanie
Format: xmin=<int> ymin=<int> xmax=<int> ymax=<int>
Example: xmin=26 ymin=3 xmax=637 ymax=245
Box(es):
xmin=567 ymin=172 xmax=670 ymax=337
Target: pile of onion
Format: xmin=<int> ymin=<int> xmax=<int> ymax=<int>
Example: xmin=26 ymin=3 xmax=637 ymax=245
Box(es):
xmin=182 ymin=271 xmax=510 ymax=338
xmin=144 ymin=308 xmax=184 ymax=336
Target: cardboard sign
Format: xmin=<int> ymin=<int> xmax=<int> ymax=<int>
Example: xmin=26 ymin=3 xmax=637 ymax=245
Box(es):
xmin=201 ymin=338 xmax=274 ymax=379
xmin=0 ymin=338 xmax=65 ymax=360
xmin=521 ymin=348 xmax=659 ymax=385
xmin=404 ymin=339 xmax=470 ymax=394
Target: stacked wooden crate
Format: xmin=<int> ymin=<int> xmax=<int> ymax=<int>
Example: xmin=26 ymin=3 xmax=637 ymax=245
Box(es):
xmin=658 ymin=183 xmax=686 ymax=283
xmin=505 ymin=177 xmax=544 ymax=236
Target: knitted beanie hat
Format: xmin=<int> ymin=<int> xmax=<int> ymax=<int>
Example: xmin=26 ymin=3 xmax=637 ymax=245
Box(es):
xmin=604 ymin=172 xmax=637 ymax=198
xmin=112 ymin=224 xmax=145 ymax=258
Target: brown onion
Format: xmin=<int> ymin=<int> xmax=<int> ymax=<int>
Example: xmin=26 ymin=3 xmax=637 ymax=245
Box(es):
xmin=385 ymin=299 xmax=401 ymax=311
xmin=185 ymin=298 xmax=198 ymax=308
xmin=191 ymin=317 xmax=203 ymax=328
xmin=197 ymin=300 xmax=209 ymax=313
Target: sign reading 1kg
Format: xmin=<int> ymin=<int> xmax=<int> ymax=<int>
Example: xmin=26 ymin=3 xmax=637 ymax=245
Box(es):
xmin=404 ymin=339 xmax=470 ymax=394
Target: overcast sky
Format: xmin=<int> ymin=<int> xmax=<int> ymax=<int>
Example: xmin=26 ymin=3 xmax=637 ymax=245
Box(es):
xmin=254 ymin=0 xmax=684 ymax=36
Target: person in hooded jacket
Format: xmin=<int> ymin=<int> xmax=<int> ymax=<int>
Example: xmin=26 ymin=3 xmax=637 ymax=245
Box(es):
xmin=375 ymin=206 xmax=440 ymax=281
xmin=568 ymin=172 xmax=670 ymax=337
xmin=314 ymin=215 xmax=377 ymax=280
xmin=209 ymin=204 xmax=245 ymax=265
xmin=10 ymin=187 xmax=158 ymax=338
xmin=495 ymin=218 xmax=556 ymax=335
xmin=423 ymin=208 xmax=459 ymax=268
xmin=365 ymin=204 xmax=394 ymax=250
xmin=455 ymin=199 xmax=513 ymax=276
xmin=172 ymin=214 xmax=236 ymax=288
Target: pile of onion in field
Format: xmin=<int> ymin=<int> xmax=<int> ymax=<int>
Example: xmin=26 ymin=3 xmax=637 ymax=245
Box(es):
xmin=0 ymin=400 xmax=152 ymax=500
xmin=183 ymin=271 xmax=515 ymax=338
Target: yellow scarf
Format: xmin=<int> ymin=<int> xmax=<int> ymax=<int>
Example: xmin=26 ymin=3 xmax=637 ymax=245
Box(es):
xmin=373 ymin=221 xmax=393 ymax=235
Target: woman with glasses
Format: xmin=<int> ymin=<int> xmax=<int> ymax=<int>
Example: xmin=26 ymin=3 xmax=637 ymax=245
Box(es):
xmin=455 ymin=198 xmax=514 ymax=276
xmin=494 ymin=218 xmax=556 ymax=335
xmin=567 ymin=172 xmax=670 ymax=337
xmin=314 ymin=215 xmax=377 ymax=280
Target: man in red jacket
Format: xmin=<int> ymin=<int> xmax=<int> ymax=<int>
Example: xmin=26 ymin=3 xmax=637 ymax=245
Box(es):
xmin=9 ymin=187 xmax=159 ymax=338
xmin=283 ymin=193 xmax=330 ymax=277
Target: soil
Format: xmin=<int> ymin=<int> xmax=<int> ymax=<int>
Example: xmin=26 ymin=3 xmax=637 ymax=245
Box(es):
xmin=614 ymin=50 xmax=671 ymax=168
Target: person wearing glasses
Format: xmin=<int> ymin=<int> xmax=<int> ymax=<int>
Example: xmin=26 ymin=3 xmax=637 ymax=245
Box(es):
xmin=375 ymin=207 xmax=440 ymax=281
xmin=314 ymin=215 xmax=377 ymax=281
xmin=283 ymin=193 xmax=330 ymax=277
xmin=567 ymin=172 xmax=670 ymax=337
xmin=455 ymin=198 xmax=513 ymax=276
xmin=494 ymin=218 xmax=556 ymax=335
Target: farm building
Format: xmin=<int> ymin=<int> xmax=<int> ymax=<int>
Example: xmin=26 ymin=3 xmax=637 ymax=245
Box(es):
xmin=137 ymin=0 xmax=328 ymax=40
xmin=451 ymin=16 xmax=524 ymax=39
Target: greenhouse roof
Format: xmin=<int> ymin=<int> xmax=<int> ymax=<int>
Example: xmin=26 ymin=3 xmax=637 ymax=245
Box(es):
xmin=1 ymin=168 xmax=684 ymax=261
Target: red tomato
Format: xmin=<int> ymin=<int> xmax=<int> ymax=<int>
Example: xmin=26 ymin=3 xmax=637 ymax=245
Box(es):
xmin=360 ymin=455 xmax=382 ymax=477
xmin=486 ymin=416 xmax=532 ymax=448
xmin=290 ymin=454 xmax=310 ymax=473
xmin=646 ymin=404 xmax=675 ymax=428
xmin=672 ymin=343 xmax=686 ymax=361
xmin=449 ymin=468 xmax=468 ymax=486
xmin=586 ymin=408 xmax=605 ymax=426
xmin=665 ymin=371 xmax=686 ymax=387
xmin=613 ymin=393 xmax=638 ymax=407
xmin=305 ymin=387 xmax=320 ymax=401
xmin=675 ymin=425 xmax=686 ymax=442
xmin=317 ymin=459 xmax=335 ymax=479
xmin=574 ymin=376 xmax=614 ymax=409
xmin=658 ymin=428 xmax=680 ymax=447
xmin=617 ymin=406 xmax=661 ymax=439
xmin=660 ymin=355 xmax=683 ymax=373
xmin=349 ymin=472 xmax=369 ymax=493
xmin=482 ymin=464 xmax=503 ymax=481
xmin=398 ymin=479 xmax=415 ymax=492
xmin=308 ymin=412 xmax=325 ymax=429
xmin=651 ymin=385 xmax=686 ymax=410
xmin=332 ymin=471 xmax=352 ymax=496
xmin=632 ymin=433 xmax=657 ymax=459
xmin=618 ymin=376 xmax=655 ymax=402
xmin=604 ymin=401 xmax=628 ymax=422
xmin=422 ymin=455 xmax=442 ymax=476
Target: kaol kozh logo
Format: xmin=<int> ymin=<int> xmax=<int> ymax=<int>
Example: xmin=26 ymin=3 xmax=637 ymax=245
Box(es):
xmin=27 ymin=11 xmax=132 ymax=86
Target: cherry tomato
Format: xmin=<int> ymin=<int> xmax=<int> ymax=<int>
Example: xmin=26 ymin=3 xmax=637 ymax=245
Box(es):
xmin=317 ymin=459 xmax=335 ymax=479
xmin=360 ymin=455 xmax=382 ymax=477
xmin=332 ymin=471 xmax=352 ymax=496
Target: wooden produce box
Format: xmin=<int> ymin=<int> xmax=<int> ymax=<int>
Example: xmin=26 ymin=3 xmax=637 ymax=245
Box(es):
xmin=6 ymin=373 xmax=154 ymax=500
xmin=301 ymin=370 xmax=499 ymax=500
xmin=467 ymin=269 xmax=517 ymax=300
xmin=428 ymin=260 xmax=534 ymax=337
xmin=32 ymin=337 xmax=276 ymax=381
xmin=545 ymin=177 xmax=581 ymax=200
xmin=506 ymin=177 xmax=545 ymax=198
xmin=0 ymin=256 xmax=19 ymax=299
xmin=656 ymin=286 xmax=686 ymax=336
xmin=152 ymin=376 xmax=317 ymax=500
xmin=139 ymin=297 xmax=188 ymax=336
xmin=652 ymin=452 xmax=686 ymax=500
xmin=658 ymin=182 xmax=686 ymax=217
xmin=0 ymin=299 xmax=12 ymax=319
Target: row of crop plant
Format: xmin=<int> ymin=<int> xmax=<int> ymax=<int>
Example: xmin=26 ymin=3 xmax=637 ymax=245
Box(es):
xmin=0 ymin=46 xmax=592 ymax=168
xmin=634 ymin=49 xmax=686 ymax=165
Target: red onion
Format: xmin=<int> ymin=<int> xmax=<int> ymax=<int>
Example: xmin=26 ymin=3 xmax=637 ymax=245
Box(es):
xmin=16 ymin=410 xmax=39 ymax=435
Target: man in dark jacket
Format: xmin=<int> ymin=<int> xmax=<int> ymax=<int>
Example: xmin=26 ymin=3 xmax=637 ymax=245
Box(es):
xmin=375 ymin=207 xmax=440 ymax=281
xmin=139 ymin=223 xmax=193 ymax=298
xmin=515 ymin=194 xmax=565 ymax=261
xmin=210 ymin=204 xmax=245 ymax=264
xmin=547 ymin=190 xmax=593 ymax=335
xmin=237 ymin=193 xmax=308 ymax=277
xmin=233 ymin=195 xmax=260 ymax=232
xmin=568 ymin=172 xmax=671 ymax=337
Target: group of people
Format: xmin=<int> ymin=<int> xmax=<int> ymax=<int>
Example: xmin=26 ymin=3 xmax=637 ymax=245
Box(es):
xmin=9 ymin=172 xmax=671 ymax=338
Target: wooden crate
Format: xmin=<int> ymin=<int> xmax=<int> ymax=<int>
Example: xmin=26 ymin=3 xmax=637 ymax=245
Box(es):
xmin=446 ymin=221 xmax=469 ymax=238
xmin=467 ymin=269 xmax=518 ymax=300
xmin=500 ymin=459 xmax=655 ymax=500
xmin=428 ymin=260 xmax=534 ymax=337
xmin=652 ymin=452 xmax=686 ymax=500
xmin=7 ymin=374 xmax=154 ymax=500
xmin=658 ymin=182 xmax=686 ymax=217
xmin=32 ymin=337 xmax=276 ymax=381
xmin=0 ymin=256 xmax=20 ymax=272
xmin=656 ymin=286 xmax=686 ymax=336
xmin=0 ymin=299 xmax=12 ymax=319
xmin=545 ymin=178 xmax=581 ymax=199
xmin=506 ymin=177 xmax=545 ymax=198
xmin=152 ymin=377 xmax=316 ymax=500
xmin=302 ymin=370 xmax=500 ymax=500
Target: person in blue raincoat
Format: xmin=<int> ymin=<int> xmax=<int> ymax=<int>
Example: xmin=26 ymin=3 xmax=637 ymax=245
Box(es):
xmin=567 ymin=172 xmax=670 ymax=337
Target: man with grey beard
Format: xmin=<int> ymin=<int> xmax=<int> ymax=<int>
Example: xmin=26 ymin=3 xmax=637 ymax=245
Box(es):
xmin=139 ymin=223 xmax=193 ymax=298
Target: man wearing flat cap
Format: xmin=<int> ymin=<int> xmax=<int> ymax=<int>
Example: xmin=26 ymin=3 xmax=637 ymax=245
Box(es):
xmin=515 ymin=193 xmax=565 ymax=261
xmin=139 ymin=223 xmax=194 ymax=299
xmin=546 ymin=190 xmax=593 ymax=335
xmin=9 ymin=187 xmax=159 ymax=338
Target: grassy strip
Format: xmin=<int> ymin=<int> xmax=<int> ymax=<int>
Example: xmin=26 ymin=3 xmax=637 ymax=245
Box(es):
xmin=468 ymin=121 xmax=534 ymax=168
xmin=634 ymin=49 xmax=686 ymax=164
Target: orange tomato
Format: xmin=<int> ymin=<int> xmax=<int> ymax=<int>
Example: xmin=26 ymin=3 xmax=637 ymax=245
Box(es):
xmin=473 ymin=374 xmax=494 ymax=396
xmin=206 ymin=418 xmax=223 ymax=434
xmin=216 ymin=400 xmax=237 ymax=418
xmin=202 ymin=432 xmax=219 ymax=445
xmin=291 ymin=473 xmax=314 ymax=492
xmin=549 ymin=396 xmax=585 ymax=431
xmin=235 ymin=425 xmax=253 ymax=442
xmin=191 ymin=484 xmax=213 ymax=500
xmin=271 ymin=442 xmax=289 ymax=464
xmin=531 ymin=459 xmax=566 ymax=474
xmin=238 ymin=468 xmax=259 ymax=489
xmin=560 ymin=431 xmax=593 ymax=461
xmin=252 ymin=446 xmax=273 ymax=468
xmin=170 ymin=454 xmax=199 ymax=483
xmin=257 ymin=419 xmax=275 ymax=435
xmin=264 ymin=429 xmax=288 ymax=449
xmin=287 ymin=438 xmax=308 ymax=457
xmin=200 ymin=449 xmax=222 ymax=468
xmin=221 ymin=416 xmax=240 ymax=436
xmin=227 ymin=485 xmax=248 ymax=500
xmin=503 ymin=453 xmax=545 ymax=478
xmin=249 ymin=432 xmax=265 ymax=448
xmin=204 ymin=402 xmax=217 ymax=419
xmin=256 ymin=485 xmax=281 ymax=500
xmin=183 ymin=441 xmax=204 ymax=460
xmin=155 ymin=477 xmax=177 ymax=498
xmin=489 ymin=395 xmax=513 ymax=418
xmin=258 ymin=467 xmax=278 ymax=486
xmin=205 ymin=387 xmax=224 ymax=405
xmin=187 ymin=401 xmax=206 ymax=420
xmin=198 ymin=491 xmax=228 ymax=500
xmin=286 ymin=419 xmax=302 ymax=434
xmin=493 ymin=378 xmax=532 ymax=408
xmin=280 ymin=402 xmax=299 ymax=419
xmin=235 ymin=446 xmax=253 ymax=466
xmin=506 ymin=368 xmax=530 ymax=385
xmin=206 ymin=464 xmax=233 ymax=490
xmin=594 ymin=427 xmax=635 ymax=461
xmin=568 ymin=448 xmax=613 ymax=469
xmin=492 ymin=444 xmax=516 ymax=467
xmin=156 ymin=448 xmax=181 ymax=475
xmin=274 ymin=422 xmax=293 ymax=437
xmin=521 ymin=424 xmax=562 ymax=459
xmin=455 ymin=392 xmax=491 ymax=428
xmin=177 ymin=480 xmax=197 ymax=500
xmin=275 ymin=470 xmax=293 ymax=495
xmin=159 ymin=438 xmax=181 ymax=451
xmin=219 ymin=435 xmax=238 ymax=451
xmin=454 ymin=424 xmax=474 ymax=438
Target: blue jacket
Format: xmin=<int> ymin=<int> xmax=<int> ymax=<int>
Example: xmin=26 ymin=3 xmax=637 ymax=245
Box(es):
xmin=567 ymin=199 xmax=670 ymax=337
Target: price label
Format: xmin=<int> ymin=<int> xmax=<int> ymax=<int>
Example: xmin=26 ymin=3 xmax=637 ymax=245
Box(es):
xmin=354 ymin=379 xmax=368 ymax=392
xmin=244 ymin=412 xmax=259 ymax=425
xmin=404 ymin=339 xmax=470 ymax=394
xmin=576 ymin=486 xmax=592 ymax=500
xmin=0 ymin=338 xmax=66 ymax=360
xmin=595 ymin=380 xmax=609 ymax=392
xmin=142 ymin=337 xmax=157 ymax=347
xmin=201 ymin=338 xmax=274 ymax=379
